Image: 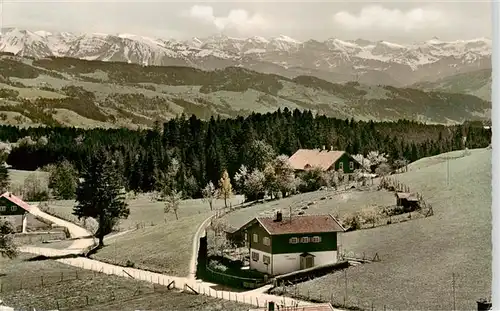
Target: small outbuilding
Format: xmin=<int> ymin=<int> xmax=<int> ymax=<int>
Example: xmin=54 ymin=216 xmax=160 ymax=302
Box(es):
xmin=395 ymin=192 xmax=420 ymax=212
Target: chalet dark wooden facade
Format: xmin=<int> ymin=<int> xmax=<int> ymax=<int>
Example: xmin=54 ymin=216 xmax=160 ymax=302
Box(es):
xmin=237 ymin=212 xmax=345 ymax=276
xmin=0 ymin=192 xmax=33 ymax=233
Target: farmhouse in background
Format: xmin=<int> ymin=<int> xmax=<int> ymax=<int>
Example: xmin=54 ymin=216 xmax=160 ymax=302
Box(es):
xmin=288 ymin=147 xmax=362 ymax=175
xmin=0 ymin=192 xmax=33 ymax=233
xmin=237 ymin=212 xmax=345 ymax=276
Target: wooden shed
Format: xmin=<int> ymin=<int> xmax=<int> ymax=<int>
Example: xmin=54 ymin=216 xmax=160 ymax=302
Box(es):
xmin=395 ymin=192 xmax=420 ymax=212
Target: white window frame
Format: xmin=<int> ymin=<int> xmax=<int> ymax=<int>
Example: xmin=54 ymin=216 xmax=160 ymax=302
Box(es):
xmin=10 ymin=206 xmax=16 ymax=212
xmin=252 ymin=251 xmax=259 ymax=262
xmin=244 ymin=233 xmax=248 ymax=241
xmin=253 ymin=233 xmax=258 ymax=243
xmin=312 ymin=236 xmax=321 ymax=243
xmin=289 ymin=237 xmax=298 ymax=244
xmin=0 ymin=206 xmax=6 ymax=212
xmin=339 ymin=162 xmax=344 ymax=170
xmin=349 ymin=161 xmax=354 ymax=170
xmin=263 ymin=237 xmax=270 ymax=246
xmin=300 ymin=237 xmax=310 ymax=243
xmin=263 ymin=255 xmax=271 ymax=265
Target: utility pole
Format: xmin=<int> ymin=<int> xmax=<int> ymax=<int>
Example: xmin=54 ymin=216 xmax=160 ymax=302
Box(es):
xmin=344 ymin=269 xmax=348 ymax=306
xmin=447 ymin=157 xmax=450 ymax=187
xmin=452 ymin=272 xmax=456 ymax=311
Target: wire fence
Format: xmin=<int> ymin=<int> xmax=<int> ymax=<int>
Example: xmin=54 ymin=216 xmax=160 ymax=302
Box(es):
xmin=1 ymin=268 xmax=166 ymax=311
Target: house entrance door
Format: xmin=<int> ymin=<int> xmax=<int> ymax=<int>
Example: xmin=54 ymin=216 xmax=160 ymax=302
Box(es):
xmin=300 ymin=253 xmax=315 ymax=269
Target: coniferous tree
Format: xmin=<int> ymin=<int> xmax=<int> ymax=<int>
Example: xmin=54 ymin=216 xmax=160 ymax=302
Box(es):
xmin=0 ymin=151 xmax=9 ymax=193
xmin=73 ymin=150 xmax=129 ymax=247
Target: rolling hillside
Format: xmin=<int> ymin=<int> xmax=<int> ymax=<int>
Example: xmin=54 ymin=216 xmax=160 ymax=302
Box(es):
xmin=273 ymin=148 xmax=491 ymax=310
xmin=0 ymin=55 xmax=491 ymax=128
xmin=412 ymin=69 xmax=491 ymax=101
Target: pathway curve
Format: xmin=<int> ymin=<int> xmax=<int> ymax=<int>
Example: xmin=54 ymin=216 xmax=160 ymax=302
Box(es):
xmin=18 ymin=203 xmax=319 ymax=309
xmin=188 ymin=213 xmax=215 ymax=280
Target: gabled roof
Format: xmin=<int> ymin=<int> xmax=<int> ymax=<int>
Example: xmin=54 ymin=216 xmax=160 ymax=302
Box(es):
xmin=240 ymin=214 xmax=345 ymax=236
xmin=395 ymin=192 xmax=419 ymax=201
xmin=0 ymin=192 xmax=33 ymax=212
xmin=288 ymin=149 xmax=346 ymax=171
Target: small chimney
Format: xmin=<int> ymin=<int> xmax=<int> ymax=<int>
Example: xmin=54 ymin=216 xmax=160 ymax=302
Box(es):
xmin=275 ymin=211 xmax=282 ymax=222
xmin=322 ymin=145 xmax=326 ymax=151
xmin=268 ymin=301 xmax=275 ymax=311
xmin=330 ymin=145 xmax=334 ymax=151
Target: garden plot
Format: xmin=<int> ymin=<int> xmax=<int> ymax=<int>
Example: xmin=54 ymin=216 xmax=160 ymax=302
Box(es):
xmin=271 ymin=148 xmax=491 ymax=311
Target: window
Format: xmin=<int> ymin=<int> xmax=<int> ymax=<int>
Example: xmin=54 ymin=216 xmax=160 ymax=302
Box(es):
xmin=289 ymin=237 xmax=298 ymax=244
xmin=263 ymin=237 xmax=270 ymax=246
xmin=312 ymin=236 xmax=322 ymax=243
xmin=10 ymin=206 xmax=16 ymax=212
xmin=349 ymin=161 xmax=354 ymax=170
xmin=339 ymin=162 xmax=344 ymax=170
xmin=0 ymin=206 xmax=5 ymax=212
xmin=300 ymin=237 xmax=310 ymax=243
xmin=263 ymin=255 xmax=271 ymax=265
xmin=253 ymin=234 xmax=258 ymax=243
xmin=244 ymin=233 xmax=248 ymax=241
xmin=252 ymin=251 xmax=259 ymax=262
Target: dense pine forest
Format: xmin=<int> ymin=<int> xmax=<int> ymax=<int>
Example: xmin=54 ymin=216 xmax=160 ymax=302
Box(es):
xmin=2 ymin=108 xmax=491 ymax=198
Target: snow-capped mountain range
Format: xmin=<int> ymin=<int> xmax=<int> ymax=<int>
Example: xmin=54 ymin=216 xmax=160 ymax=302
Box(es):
xmin=0 ymin=28 xmax=492 ymax=86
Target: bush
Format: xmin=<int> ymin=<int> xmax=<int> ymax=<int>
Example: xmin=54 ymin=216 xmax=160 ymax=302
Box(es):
xmin=341 ymin=213 xmax=362 ymax=231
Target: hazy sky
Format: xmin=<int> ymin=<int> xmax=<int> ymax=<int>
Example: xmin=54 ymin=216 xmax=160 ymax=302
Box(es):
xmin=1 ymin=1 xmax=492 ymax=42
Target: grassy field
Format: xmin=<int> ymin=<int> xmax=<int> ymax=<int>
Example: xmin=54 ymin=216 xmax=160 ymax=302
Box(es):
xmin=221 ymin=187 xmax=396 ymax=230
xmin=8 ymin=168 xmax=49 ymax=190
xmin=0 ymin=254 xmax=252 ymax=311
xmin=45 ymin=194 xmax=244 ymax=276
xmin=271 ymin=148 xmax=491 ymax=311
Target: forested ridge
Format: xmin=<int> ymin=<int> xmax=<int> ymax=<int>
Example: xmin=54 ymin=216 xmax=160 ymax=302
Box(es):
xmin=3 ymin=108 xmax=491 ymax=198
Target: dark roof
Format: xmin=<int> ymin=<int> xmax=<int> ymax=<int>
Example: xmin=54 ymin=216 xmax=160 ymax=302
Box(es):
xmin=253 ymin=214 xmax=345 ymax=235
xmin=0 ymin=192 xmax=32 ymax=212
xmin=395 ymin=192 xmax=419 ymax=201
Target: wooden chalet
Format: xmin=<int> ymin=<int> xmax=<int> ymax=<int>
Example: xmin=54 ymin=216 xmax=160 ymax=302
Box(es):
xmin=288 ymin=148 xmax=362 ymax=176
xmin=237 ymin=212 xmax=346 ymax=276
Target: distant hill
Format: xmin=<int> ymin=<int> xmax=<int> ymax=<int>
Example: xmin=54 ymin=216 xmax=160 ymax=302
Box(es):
xmin=411 ymin=69 xmax=491 ymax=101
xmin=0 ymin=55 xmax=491 ymax=128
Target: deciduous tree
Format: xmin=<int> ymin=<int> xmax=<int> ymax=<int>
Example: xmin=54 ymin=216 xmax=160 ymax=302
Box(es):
xmin=202 ymin=181 xmax=217 ymax=210
xmin=217 ymin=170 xmax=233 ymax=209
xmin=163 ymin=189 xmax=182 ymax=220
xmin=48 ymin=160 xmax=78 ymax=200
xmin=0 ymin=219 xmax=18 ymax=259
